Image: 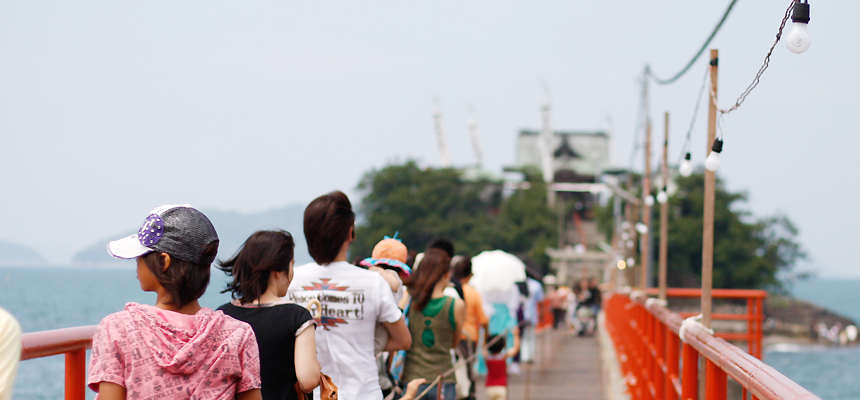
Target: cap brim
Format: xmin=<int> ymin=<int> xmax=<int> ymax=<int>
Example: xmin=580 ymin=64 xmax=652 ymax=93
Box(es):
xmin=107 ymin=234 xmax=153 ymax=259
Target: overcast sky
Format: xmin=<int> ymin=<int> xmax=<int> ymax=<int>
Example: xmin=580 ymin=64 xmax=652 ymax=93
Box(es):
xmin=1 ymin=1 xmax=856 ymax=278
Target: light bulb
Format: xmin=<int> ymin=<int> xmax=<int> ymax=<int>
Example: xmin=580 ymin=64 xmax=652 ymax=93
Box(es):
xmin=626 ymin=257 xmax=636 ymax=267
xmin=679 ymin=152 xmax=693 ymax=177
xmin=626 ymin=240 xmax=634 ymax=249
xmin=786 ymin=23 xmax=811 ymax=54
xmin=786 ymin=1 xmax=811 ymax=54
xmin=644 ymin=195 xmax=655 ymax=207
xmin=635 ymin=223 xmax=648 ymax=234
xmin=705 ymin=138 xmax=723 ymax=172
xmin=616 ymin=260 xmax=627 ymax=270
xmin=621 ymin=232 xmax=630 ymax=241
xmin=621 ymin=221 xmax=630 ymax=230
xmin=705 ymin=152 xmax=720 ymax=171
xmin=657 ymin=191 xmax=668 ymax=204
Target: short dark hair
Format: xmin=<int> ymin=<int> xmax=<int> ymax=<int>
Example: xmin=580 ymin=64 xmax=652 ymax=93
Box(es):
xmin=304 ymin=191 xmax=355 ymax=265
xmin=217 ymin=230 xmax=295 ymax=304
xmin=142 ymin=241 xmax=218 ymax=309
xmin=452 ymin=256 xmax=472 ymax=280
xmin=428 ymin=237 xmax=455 ymax=258
xmin=487 ymin=334 xmax=506 ymax=355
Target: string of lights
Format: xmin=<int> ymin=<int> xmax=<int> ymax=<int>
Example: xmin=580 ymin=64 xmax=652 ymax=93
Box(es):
xmin=703 ymin=0 xmax=807 ymax=172
xmin=714 ymin=0 xmax=798 ymax=116
xmin=676 ymin=65 xmax=711 ymax=176
xmin=646 ymin=0 xmax=739 ymax=85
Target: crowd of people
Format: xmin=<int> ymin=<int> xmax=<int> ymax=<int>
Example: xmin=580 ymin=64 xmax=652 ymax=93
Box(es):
xmin=1 ymin=190 xmax=602 ymax=400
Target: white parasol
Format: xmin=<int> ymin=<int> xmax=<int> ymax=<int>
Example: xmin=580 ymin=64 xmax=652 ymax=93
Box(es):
xmin=469 ymin=250 xmax=527 ymax=294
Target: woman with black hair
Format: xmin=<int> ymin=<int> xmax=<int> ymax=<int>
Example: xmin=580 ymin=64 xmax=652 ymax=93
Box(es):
xmin=401 ymin=249 xmax=466 ymax=399
xmin=218 ymin=230 xmax=321 ymax=400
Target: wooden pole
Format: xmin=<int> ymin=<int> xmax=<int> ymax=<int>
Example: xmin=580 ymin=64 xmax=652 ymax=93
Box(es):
xmin=641 ymin=122 xmax=652 ymax=290
xmin=625 ymin=175 xmax=635 ymax=287
xmin=659 ymin=112 xmax=669 ymax=301
xmin=702 ymin=49 xmax=718 ymax=328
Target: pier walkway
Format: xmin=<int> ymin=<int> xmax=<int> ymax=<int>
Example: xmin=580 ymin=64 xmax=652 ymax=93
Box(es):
xmin=475 ymin=329 xmax=604 ymax=400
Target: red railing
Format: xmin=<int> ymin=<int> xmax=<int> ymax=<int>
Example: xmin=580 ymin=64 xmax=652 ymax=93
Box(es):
xmin=20 ymin=325 xmax=98 ymax=400
xmin=644 ymin=288 xmax=765 ymax=359
xmin=605 ymin=291 xmax=819 ymax=400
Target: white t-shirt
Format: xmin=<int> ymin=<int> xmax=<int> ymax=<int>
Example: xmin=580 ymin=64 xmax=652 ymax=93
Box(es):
xmin=286 ymin=261 xmax=404 ymax=400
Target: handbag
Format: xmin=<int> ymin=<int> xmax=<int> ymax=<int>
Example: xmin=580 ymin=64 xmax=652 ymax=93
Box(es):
xmin=294 ymin=373 xmax=338 ymax=400
xmin=388 ymin=299 xmax=411 ymax=386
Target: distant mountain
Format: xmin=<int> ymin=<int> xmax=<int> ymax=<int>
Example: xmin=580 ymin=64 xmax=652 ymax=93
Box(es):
xmin=0 ymin=241 xmax=47 ymax=265
xmin=71 ymin=205 xmax=310 ymax=265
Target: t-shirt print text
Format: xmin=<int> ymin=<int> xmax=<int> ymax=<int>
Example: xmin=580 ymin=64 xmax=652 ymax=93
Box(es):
xmin=289 ymin=279 xmax=366 ymax=330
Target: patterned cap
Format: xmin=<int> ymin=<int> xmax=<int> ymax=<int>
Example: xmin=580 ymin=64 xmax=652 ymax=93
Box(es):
xmin=107 ymin=205 xmax=219 ymax=265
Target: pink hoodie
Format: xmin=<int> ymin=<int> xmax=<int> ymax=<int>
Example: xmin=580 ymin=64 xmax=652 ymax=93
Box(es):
xmin=88 ymin=303 xmax=261 ymax=400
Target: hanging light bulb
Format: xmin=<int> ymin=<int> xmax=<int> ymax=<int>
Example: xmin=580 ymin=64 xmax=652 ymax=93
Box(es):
xmin=626 ymin=240 xmax=635 ymax=249
xmin=657 ymin=187 xmax=668 ymax=204
xmin=644 ymin=195 xmax=655 ymax=207
xmin=679 ymin=152 xmax=693 ymax=177
xmin=626 ymin=257 xmax=636 ymax=267
xmin=785 ymin=0 xmax=811 ymax=54
xmin=616 ymin=260 xmax=627 ymax=270
xmin=621 ymin=232 xmax=630 ymax=241
xmin=705 ymin=138 xmax=723 ymax=172
xmin=635 ymin=223 xmax=648 ymax=234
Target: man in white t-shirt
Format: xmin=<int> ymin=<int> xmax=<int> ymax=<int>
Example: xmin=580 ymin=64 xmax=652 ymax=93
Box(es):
xmin=286 ymin=191 xmax=411 ymax=400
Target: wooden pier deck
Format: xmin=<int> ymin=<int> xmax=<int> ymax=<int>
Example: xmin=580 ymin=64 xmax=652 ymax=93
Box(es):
xmin=475 ymin=329 xmax=604 ymax=400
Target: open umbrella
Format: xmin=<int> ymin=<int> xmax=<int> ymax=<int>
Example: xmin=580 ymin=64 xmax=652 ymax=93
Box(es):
xmin=470 ymin=250 xmax=527 ymax=294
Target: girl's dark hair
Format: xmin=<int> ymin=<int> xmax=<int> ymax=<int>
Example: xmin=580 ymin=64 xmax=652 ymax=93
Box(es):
xmin=404 ymin=249 xmax=451 ymax=311
xmin=142 ymin=241 xmax=218 ymax=309
xmin=217 ymin=230 xmax=295 ymax=304
xmin=304 ymin=191 xmax=355 ymax=265
xmin=452 ymin=257 xmax=472 ymax=281
xmin=487 ymin=335 xmax=506 ymax=355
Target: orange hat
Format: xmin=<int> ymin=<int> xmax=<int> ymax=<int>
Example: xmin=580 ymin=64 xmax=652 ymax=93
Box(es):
xmin=372 ymin=238 xmax=408 ymax=264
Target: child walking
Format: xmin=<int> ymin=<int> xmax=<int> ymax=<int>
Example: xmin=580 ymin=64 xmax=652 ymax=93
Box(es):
xmin=217 ymin=230 xmax=321 ymax=400
xmin=88 ymin=205 xmax=262 ymax=400
xmin=483 ymin=335 xmax=518 ymax=400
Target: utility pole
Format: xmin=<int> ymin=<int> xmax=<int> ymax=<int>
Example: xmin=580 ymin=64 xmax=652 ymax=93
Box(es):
xmin=659 ymin=112 xmax=669 ymax=301
xmin=702 ymin=49 xmax=719 ymax=328
xmin=640 ymin=122 xmax=652 ymax=290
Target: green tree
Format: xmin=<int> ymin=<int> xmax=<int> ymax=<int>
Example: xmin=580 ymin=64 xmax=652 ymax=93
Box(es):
xmin=597 ymin=171 xmax=805 ymax=291
xmin=351 ymin=161 xmax=556 ymax=268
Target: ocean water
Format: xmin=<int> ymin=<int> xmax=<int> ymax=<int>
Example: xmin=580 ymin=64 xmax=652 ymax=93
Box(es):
xmin=1 ymin=267 xmax=858 ymax=399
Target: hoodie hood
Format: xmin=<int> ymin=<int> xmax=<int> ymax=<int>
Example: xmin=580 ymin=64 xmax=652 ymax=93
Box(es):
xmin=124 ymin=303 xmax=230 ymax=375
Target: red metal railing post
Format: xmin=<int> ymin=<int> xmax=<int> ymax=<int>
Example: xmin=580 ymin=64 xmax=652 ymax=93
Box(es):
xmin=665 ymin=331 xmax=679 ymax=400
xmin=681 ymin=344 xmax=698 ymax=400
xmin=704 ymin=359 xmax=727 ymax=400
xmin=655 ymin=321 xmax=665 ymax=400
xmin=65 ymin=348 xmax=87 ymax=400
xmin=756 ymin=298 xmax=764 ymax=360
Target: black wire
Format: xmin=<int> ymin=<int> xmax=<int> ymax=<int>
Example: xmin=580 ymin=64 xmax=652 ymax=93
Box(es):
xmin=647 ymin=0 xmax=739 ymax=85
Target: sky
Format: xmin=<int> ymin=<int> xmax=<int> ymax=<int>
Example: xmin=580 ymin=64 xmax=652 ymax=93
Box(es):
xmin=1 ymin=1 xmax=857 ymax=278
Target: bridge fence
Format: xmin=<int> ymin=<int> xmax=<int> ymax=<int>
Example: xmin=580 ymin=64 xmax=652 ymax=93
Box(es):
xmin=604 ymin=290 xmax=819 ymax=400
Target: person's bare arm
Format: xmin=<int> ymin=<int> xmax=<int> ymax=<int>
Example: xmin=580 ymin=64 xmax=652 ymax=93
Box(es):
xmin=451 ymin=298 xmax=466 ymax=348
xmin=400 ymin=378 xmax=427 ymax=400
xmin=382 ymin=316 xmax=412 ymax=352
xmin=508 ymin=326 xmax=521 ymax=357
xmin=369 ymin=266 xmax=401 ymax=293
xmin=236 ymin=389 xmax=262 ymax=400
xmin=97 ymin=382 xmax=126 ymax=400
xmin=294 ymin=326 xmax=321 ymax=393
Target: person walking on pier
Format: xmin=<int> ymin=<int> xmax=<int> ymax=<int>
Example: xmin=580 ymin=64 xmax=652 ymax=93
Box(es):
xmin=287 ymin=191 xmax=411 ymax=400
xmin=217 ymin=230 xmax=321 ymax=400
xmin=91 ymin=205 xmax=263 ymax=400
xmin=401 ymin=249 xmax=466 ymax=400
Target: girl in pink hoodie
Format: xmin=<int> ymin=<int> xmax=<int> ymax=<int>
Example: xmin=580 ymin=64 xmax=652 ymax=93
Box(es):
xmin=88 ymin=205 xmax=262 ymax=400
